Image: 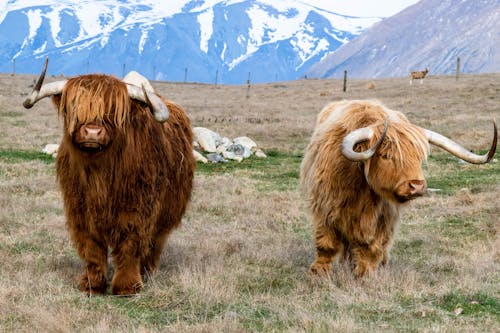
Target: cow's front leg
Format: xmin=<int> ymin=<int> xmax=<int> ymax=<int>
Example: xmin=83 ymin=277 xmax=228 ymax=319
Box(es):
xmin=111 ymin=235 xmax=143 ymax=296
xmin=377 ymin=203 xmax=398 ymax=267
xmin=70 ymin=230 xmax=108 ymax=294
xmin=110 ymin=212 xmax=152 ymax=295
xmin=350 ymin=241 xmax=384 ymax=278
xmin=309 ymin=218 xmax=344 ymax=277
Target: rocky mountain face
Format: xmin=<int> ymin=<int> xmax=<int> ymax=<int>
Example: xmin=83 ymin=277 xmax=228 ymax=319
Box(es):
xmin=307 ymin=0 xmax=500 ymax=79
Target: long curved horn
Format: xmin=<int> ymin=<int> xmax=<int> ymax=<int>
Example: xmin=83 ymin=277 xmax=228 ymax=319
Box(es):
xmin=126 ymin=84 xmax=169 ymax=122
xmin=424 ymin=122 xmax=497 ymax=164
xmin=341 ymin=117 xmax=388 ymax=161
xmin=23 ymin=58 xmax=67 ymax=109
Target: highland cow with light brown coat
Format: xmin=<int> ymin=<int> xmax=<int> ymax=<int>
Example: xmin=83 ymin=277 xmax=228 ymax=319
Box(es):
xmin=301 ymin=100 xmax=497 ymax=278
xmin=23 ymin=59 xmax=195 ymax=295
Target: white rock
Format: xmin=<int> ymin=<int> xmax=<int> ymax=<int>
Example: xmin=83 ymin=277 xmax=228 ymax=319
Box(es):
xmin=222 ymin=150 xmax=243 ymax=162
xmin=193 ymin=127 xmax=221 ymax=153
xmin=233 ymin=136 xmax=257 ymax=151
xmin=123 ymin=71 xmax=155 ymax=92
xmin=216 ymin=137 xmax=233 ymax=153
xmin=206 ymin=153 xmax=227 ymax=163
xmin=193 ymin=150 xmax=208 ymax=163
xmin=222 ymin=144 xmax=251 ymax=162
xmin=254 ymin=148 xmax=267 ymax=158
xmin=42 ymin=143 xmax=59 ymax=157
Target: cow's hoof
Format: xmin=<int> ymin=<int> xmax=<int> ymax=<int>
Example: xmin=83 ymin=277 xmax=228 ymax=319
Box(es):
xmin=111 ymin=281 xmax=143 ymax=296
xmin=111 ymin=274 xmax=143 ymax=296
xmin=380 ymin=254 xmax=390 ymax=267
xmin=309 ymin=262 xmax=332 ymax=278
xmin=353 ymin=262 xmax=377 ymax=279
xmin=79 ymin=273 xmax=107 ymax=295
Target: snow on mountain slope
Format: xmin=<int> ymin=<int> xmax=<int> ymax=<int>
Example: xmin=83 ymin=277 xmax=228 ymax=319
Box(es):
xmin=0 ymin=0 xmax=380 ymax=83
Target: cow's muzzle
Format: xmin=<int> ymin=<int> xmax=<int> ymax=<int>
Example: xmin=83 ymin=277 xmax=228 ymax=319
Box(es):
xmin=75 ymin=123 xmax=110 ymax=152
xmin=395 ymin=179 xmax=427 ymax=202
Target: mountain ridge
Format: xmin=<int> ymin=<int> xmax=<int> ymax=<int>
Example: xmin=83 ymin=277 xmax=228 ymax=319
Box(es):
xmin=0 ymin=0 xmax=380 ymax=84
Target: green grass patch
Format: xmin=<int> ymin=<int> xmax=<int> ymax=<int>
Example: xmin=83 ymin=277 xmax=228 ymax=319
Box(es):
xmin=426 ymin=215 xmax=492 ymax=242
xmin=0 ymin=149 xmax=54 ymax=164
xmin=81 ymin=290 xmax=293 ymax=331
xmin=9 ymin=240 xmax=42 ymax=255
xmin=108 ymin=293 xmax=228 ymax=327
xmin=13 ymin=120 xmax=28 ymax=127
xmin=438 ymin=292 xmax=500 ymax=318
xmin=349 ymin=300 xmax=442 ymax=332
xmin=393 ymin=238 xmax=425 ymax=258
xmin=8 ymin=230 xmax=59 ymax=255
xmin=426 ymin=154 xmax=499 ymax=195
xmin=195 ymin=150 xmax=303 ymax=192
xmin=236 ymin=261 xmax=296 ymax=295
xmin=0 ymin=111 xmax=23 ymax=118
xmin=230 ymin=302 xmax=292 ymax=332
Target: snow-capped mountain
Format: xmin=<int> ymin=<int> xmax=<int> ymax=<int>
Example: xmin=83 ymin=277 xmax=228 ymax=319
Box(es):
xmin=307 ymin=0 xmax=500 ymax=79
xmin=0 ymin=0 xmax=380 ymax=84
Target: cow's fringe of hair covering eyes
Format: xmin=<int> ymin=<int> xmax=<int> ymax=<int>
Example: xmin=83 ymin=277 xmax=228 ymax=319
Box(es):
xmin=59 ymin=75 xmax=130 ymax=133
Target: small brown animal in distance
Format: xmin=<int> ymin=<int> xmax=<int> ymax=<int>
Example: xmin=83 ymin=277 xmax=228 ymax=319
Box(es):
xmin=23 ymin=59 xmax=195 ymax=295
xmin=409 ymin=67 xmax=429 ymax=84
xmin=300 ymin=99 xmax=497 ymax=278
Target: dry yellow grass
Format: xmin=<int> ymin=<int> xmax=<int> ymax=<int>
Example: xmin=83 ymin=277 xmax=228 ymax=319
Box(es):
xmin=0 ymin=72 xmax=499 ymax=332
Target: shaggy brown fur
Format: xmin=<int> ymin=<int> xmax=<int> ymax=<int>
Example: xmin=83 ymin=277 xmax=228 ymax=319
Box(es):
xmin=52 ymin=74 xmax=195 ymax=295
xmin=301 ymin=100 xmax=429 ymax=278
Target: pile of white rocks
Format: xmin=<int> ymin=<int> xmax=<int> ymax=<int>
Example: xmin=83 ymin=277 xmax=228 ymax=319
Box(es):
xmin=193 ymin=127 xmax=266 ymax=163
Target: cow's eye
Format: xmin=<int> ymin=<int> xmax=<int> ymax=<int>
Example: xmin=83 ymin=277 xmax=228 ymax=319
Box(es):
xmin=380 ymin=154 xmax=390 ymax=160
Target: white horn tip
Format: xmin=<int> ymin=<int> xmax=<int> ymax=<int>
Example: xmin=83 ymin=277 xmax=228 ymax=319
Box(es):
xmin=154 ymin=105 xmax=169 ymax=122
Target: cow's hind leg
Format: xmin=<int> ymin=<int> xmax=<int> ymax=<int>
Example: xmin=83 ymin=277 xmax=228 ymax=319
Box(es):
xmin=309 ymin=219 xmax=344 ymax=277
xmin=71 ymin=232 xmax=108 ymax=294
xmin=140 ymin=228 xmax=171 ymax=278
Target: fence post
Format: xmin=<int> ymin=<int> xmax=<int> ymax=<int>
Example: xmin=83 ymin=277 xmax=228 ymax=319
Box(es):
xmin=122 ymin=63 xmax=126 ymax=77
xmin=246 ymin=72 xmax=251 ymax=98
xmin=12 ymin=58 xmax=15 ymax=76
xmin=184 ymin=68 xmax=188 ymax=83
xmin=455 ymin=57 xmax=461 ymax=81
xmin=246 ymin=79 xmax=251 ymax=98
xmin=343 ymin=70 xmax=348 ymax=92
xmin=247 ymin=72 xmax=250 ymax=98
xmin=215 ymin=70 xmax=218 ymax=86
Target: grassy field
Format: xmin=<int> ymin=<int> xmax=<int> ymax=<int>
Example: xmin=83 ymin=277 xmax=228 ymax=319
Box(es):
xmin=0 ymin=72 xmax=499 ymax=332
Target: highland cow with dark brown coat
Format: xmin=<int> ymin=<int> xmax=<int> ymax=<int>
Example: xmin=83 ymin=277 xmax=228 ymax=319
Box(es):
xmin=301 ymin=100 xmax=497 ymax=278
xmin=23 ymin=59 xmax=195 ymax=295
